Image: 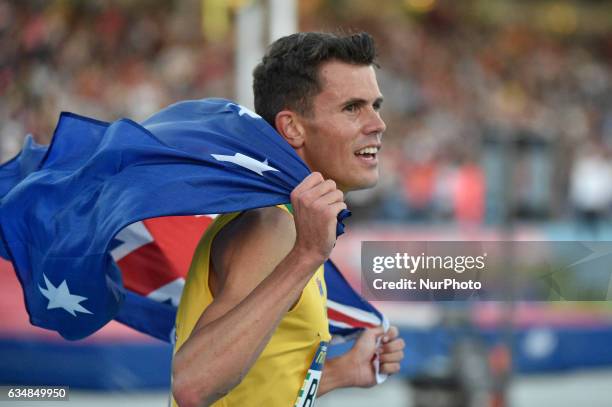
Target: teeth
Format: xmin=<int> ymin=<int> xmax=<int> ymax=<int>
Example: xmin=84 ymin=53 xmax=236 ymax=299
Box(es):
xmin=356 ymin=146 xmax=378 ymax=155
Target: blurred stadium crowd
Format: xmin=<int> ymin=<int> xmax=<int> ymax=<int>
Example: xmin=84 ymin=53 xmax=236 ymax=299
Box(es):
xmin=0 ymin=0 xmax=233 ymax=150
xmin=2 ymin=0 xmax=612 ymax=226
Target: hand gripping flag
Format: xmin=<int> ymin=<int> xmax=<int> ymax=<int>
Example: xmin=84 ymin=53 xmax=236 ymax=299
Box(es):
xmin=0 ymin=98 xmax=385 ymax=343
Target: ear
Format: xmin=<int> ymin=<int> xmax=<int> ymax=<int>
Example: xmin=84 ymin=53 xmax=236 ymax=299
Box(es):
xmin=275 ymin=110 xmax=305 ymax=149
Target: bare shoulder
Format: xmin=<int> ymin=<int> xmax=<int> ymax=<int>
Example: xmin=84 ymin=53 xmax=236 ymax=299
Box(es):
xmin=210 ymin=206 xmax=296 ymax=296
xmin=215 ymin=206 xmax=296 ymax=257
xmin=234 ymin=206 xmax=296 ymax=238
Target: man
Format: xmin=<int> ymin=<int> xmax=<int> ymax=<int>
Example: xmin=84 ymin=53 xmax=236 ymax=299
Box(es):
xmin=171 ymin=32 xmax=405 ymax=407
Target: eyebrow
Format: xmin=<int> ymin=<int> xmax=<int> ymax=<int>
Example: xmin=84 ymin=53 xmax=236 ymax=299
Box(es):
xmin=341 ymin=96 xmax=384 ymax=108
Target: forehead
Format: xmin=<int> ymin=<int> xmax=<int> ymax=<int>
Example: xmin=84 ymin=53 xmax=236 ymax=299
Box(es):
xmin=315 ymin=61 xmax=381 ymax=103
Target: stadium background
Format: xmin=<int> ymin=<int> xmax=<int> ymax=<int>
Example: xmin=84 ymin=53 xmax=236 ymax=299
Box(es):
xmin=1 ymin=0 xmax=612 ymax=406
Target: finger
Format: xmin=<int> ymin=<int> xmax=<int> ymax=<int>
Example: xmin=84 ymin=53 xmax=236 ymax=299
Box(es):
xmin=382 ymin=326 xmax=399 ymax=343
xmin=298 ymin=179 xmax=338 ymax=203
xmin=292 ymin=172 xmax=325 ymax=195
xmin=301 ymin=172 xmax=325 ymax=188
xmin=310 ymin=179 xmax=338 ymax=197
xmin=361 ymin=326 xmax=385 ymax=341
xmin=382 ymin=338 xmax=405 ymax=353
xmin=380 ymin=362 xmax=401 ymax=375
xmin=315 ymin=189 xmax=344 ymax=206
xmin=379 ymin=350 xmax=404 ymax=364
xmin=329 ymin=201 xmax=348 ymax=217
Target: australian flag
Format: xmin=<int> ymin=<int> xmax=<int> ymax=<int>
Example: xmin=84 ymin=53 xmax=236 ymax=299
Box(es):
xmin=0 ymin=99 xmax=385 ymax=343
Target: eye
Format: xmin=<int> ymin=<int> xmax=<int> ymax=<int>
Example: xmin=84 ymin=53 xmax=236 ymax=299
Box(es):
xmin=344 ymin=103 xmax=359 ymax=113
xmin=373 ymin=101 xmax=382 ymax=112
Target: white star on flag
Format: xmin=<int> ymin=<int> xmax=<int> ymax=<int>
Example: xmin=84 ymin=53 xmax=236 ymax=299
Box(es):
xmin=39 ymin=274 xmax=93 ymax=317
xmin=211 ymin=153 xmax=279 ymax=176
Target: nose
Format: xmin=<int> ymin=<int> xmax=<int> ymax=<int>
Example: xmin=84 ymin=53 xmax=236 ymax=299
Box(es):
xmin=364 ymin=107 xmax=386 ymax=137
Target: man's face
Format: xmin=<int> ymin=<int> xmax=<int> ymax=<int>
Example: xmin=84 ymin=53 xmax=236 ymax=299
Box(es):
xmin=296 ymin=61 xmax=386 ymax=192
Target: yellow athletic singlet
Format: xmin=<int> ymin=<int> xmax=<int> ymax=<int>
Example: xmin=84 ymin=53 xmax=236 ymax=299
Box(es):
xmin=171 ymin=206 xmax=331 ymax=407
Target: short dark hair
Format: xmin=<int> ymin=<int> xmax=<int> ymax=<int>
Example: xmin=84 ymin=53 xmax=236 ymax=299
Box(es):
xmin=253 ymin=32 xmax=377 ymax=128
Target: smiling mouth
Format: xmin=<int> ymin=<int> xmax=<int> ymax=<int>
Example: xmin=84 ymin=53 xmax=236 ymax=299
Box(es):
xmin=355 ymin=146 xmax=379 ymax=161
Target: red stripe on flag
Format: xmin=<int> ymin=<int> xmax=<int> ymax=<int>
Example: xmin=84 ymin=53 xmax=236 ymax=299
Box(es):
xmin=119 ymin=216 xmax=212 ymax=295
xmin=327 ymin=307 xmax=378 ymax=329
xmin=118 ymin=244 xmax=177 ymax=295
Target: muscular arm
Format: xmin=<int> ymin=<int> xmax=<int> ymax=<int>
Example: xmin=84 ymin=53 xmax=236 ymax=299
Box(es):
xmin=172 ymin=173 xmax=345 ymax=407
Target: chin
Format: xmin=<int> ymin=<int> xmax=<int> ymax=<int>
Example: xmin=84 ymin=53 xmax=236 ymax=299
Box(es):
xmin=342 ymin=175 xmax=379 ymax=192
